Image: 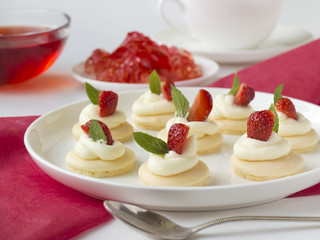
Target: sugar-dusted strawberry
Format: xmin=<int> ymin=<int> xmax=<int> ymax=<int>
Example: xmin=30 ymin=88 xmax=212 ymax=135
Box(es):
xmin=247 ymin=110 xmax=275 ymax=141
xmin=99 ymin=91 xmax=118 ymax=117
xmin=275 ymin=97 xmax=298 ymax=120
xmin=161 ymin=78 xmax=174 ymax=101
xmin=81 ymin=120 xmax=114 ymax=145
xmin=167 ymin=123 xmax=190 ymax=154
xmin=187 ymin=89 xmax=213 ymax=121
xmin=234 ymin=83 xmax=255 ymax=106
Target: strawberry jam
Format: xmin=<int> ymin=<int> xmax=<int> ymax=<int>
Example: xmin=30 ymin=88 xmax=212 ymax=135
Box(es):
xmin=84 ymin=32 xmax=203 ymax=84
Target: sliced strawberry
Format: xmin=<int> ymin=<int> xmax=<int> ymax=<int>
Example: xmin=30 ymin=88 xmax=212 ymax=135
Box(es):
xmin=167 ymin=123 xmax=190 ymax=154
xmin=247 ymin=110 xmax=274 ymax=141
xmin=80 ymin=121 xmax=91 ymax=135
xmin=275 ymin=97 xmax=298 ymax=120
xmin=81 ymin=120 xmax=114 ymax=145
xmin=161 ymin=78 xmax=174 ymax=101
xmin=187 ymin=89 xmax=213 ymax=121
xmin=99 ymin=91 xmax=118 ymax=117
xmin=234 ymin=83 xmax=255 ymax=106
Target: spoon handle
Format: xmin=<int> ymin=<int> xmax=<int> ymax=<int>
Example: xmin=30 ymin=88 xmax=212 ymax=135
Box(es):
xmin=192 ymin=215 xmax=320 ymax=233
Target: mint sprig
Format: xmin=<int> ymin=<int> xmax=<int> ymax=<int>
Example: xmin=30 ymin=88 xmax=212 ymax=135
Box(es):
xmin=133 ymin=132 xmax=169 ymax=155
xmin=269 ymin=103 xmax=279 ymax=133
xmin=85 ymin=82 xmax=99 ymax=105
xmin=228 ymin=72 xmax=240 ymax=95
xmin=171 ymin=85 xmax=190 ymax=118
xmin=273 ymin=84 xmax=284 ymax=105
xmin=149 ymin=70 xmax=161 ymax=95
xmin=88 ymin=119 xmax=107 ymax=143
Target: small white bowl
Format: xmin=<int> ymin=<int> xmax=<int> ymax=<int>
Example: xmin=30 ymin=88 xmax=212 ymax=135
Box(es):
xmin=72 ymin=55 xmax=219 ymax=91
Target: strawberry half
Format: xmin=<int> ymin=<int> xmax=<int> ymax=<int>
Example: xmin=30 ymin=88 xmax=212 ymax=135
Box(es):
xmin=234 ymin=83 xmax=255 ymax=106
xmin=81 ymin=120 xmax=114 ymax=145
xmin=187 ymin=89 xmax=213 ymax=121
xmin=247 ymin=110 xmax=274 ymax=141
xmin=161 ymin=78 xmax=174 ymax=101
xmin=99 ymin=91 xmax=118 ymax=117
xmin=167 ymin=123 xmax=190 ymax=154
xmin=275 ymin=97 xmax=298 ymax=120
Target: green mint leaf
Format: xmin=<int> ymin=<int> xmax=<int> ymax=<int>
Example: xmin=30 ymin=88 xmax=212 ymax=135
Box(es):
xmin=133 ymin=132 xmax=169 ymax=155
xmin=273 ymin=84 xmax=284 ymax=105
xmin=228 ymin=72 xmax=240 ymax=95
xmin=88 ymin=120 xmax=107 ymax=143
xmin=171 ymin=85 xmax=190 ymax=118
xmin=269 ymin=104 xmax=279 ymax=133
xmin=85 ymin=82 xmax=99 ymax=105
xmin=149 ymin=70 xmax=161 ymax=95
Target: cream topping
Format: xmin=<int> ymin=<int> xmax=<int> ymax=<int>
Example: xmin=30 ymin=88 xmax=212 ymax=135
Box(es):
xmin=132 ymin=91 xmax=175 ymax=115
xmin=79 ymin=104 xmax=126 ymax=129
xmin=148 ymin=135 xmax=198 ymax=176
xmin=233 ymin=132 xmax=291 ymax=161
xmin=165 ymin=117 xmax=218 ymax=138
xmin=210 ymin=94 xmax=253 ymax=120
xmin=74 ymin=134 xmax=125 ymax=161
xmin=277 ymin=112 xmax=312 ymax=136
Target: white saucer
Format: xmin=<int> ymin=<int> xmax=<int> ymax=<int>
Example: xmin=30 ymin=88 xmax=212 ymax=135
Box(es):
xmin=153 ymin=25 xmax=314 ymax=63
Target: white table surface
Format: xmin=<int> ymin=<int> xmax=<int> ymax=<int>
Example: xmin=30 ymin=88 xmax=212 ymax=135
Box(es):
xmin=1 ymin=0 xmax=320 ymax=239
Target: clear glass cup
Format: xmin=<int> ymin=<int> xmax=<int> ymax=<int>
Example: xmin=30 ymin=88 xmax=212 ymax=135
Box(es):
xmin=0 ymin=9 xmax=71 ymax=85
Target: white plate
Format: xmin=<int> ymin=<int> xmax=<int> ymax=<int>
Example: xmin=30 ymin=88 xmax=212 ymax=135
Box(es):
xmin=24 ymin=87 xmax=320 ymax=211
xmin=72 ymin=56 xmax=219 ymax=91
xmin=153 ymin=25 xmax=314 ymax=63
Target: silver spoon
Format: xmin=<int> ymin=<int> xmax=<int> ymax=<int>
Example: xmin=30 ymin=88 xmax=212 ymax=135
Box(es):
xmin=104 ymin=200 xmax=320 ymax=240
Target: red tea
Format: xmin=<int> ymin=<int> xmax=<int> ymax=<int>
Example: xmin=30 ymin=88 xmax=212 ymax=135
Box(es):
xmin=0 ymin=26 xmax=67 ymax=85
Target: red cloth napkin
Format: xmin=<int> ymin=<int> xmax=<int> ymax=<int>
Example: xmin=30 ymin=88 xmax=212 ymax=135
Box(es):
xmin=289 ymin=183 xmax=320 ymax=197
xmin=207 ymin=38 xmax=320 ymax=198
xmin=208 ymin=39 xmax=320 ymax=105
xmin=0 ymin=116 xmax=113 ymax=240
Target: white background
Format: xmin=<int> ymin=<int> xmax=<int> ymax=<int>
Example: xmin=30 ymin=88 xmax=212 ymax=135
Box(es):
xmin=1 ymin=0 xmax=319 ymax=72
xmin=1 ymin=1 xmax=320 ymax=239
xmin=0 ymin=0 xmax=320 ymax=117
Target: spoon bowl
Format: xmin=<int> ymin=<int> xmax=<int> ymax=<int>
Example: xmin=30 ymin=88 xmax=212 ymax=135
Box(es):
xmin=104 ymin=200 xmax=192 ymax=239
xmin=104 ymin=200 xmax=320 ymax=240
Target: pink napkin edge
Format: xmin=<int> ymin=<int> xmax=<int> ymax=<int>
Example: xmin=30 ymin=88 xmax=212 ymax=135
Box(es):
xmin=1 ymin=115 xmax=114 ymax=240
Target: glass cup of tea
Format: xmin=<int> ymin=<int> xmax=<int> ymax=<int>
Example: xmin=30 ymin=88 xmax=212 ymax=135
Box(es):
xmin=0 ymin=9 xmax=70 ymax=85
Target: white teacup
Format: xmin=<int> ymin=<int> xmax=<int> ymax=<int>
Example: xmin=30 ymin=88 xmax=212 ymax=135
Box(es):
xmin=158 ymin=0 xmax=282 ymax=50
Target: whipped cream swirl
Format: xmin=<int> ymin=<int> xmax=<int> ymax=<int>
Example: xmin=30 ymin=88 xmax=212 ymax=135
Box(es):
xmin=277 ymin=112 xmax=312 ymax=136
xmin=165 ymin=117 xmax=218 ymax=138
xmin=132 ymin=91 xmax=175 ymax=115
xmin=148 ymin=135 xmax=198 ymax=176
xmin=233 ymin=132 xmax=291 ymax=161
xmin=75 ymin=134 xmax=125 ymax=161
xmin=210 ymin=94 xmax=253 ymax=120
xmin=79 ymin=104 xmax=126 ymax=128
